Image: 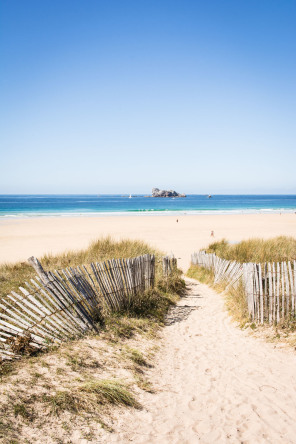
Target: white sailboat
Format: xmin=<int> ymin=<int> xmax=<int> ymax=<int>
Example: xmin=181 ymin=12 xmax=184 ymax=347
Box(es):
xmin=129 ymin=194 xmax=132 ymax=198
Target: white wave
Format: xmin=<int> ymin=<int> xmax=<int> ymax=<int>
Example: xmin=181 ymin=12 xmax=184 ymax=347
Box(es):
xmin=1 ymin=207 xmax=296 ymax=219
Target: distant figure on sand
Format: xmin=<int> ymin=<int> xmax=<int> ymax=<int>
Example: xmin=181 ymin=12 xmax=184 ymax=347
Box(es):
xmin=176 ymin=219 xmax=178 ymax=223
xmin=211 ymin=230 xmax=214 ymax=237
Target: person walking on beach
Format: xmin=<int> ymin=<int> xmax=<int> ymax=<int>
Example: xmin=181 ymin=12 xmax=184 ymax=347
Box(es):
xmin=211 ymin=230 xmax=214 ymax=237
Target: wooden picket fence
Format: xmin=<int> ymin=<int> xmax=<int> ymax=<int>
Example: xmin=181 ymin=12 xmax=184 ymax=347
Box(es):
xmin=162 ymin=255 xmax=177 ymax=277
xmin=0 ymin=253 xmax=156 ymax=360
xmin=191 ymin=251 xmax=296 ymax=324
xmin=191 ymin=251 xmax=243 ymax=288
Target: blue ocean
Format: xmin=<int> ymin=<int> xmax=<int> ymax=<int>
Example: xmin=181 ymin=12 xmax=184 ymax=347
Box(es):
xmin=0 ymin=195 xmax=296 ymax=218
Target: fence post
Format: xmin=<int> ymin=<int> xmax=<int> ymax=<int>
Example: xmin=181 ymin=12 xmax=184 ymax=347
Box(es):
xmin=162 ymin=256 xmax=168 ymax=277
xmin=28 ymin=256 xmax=50 ymax=285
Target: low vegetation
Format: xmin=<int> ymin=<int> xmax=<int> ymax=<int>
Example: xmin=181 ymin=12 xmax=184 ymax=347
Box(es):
xmin=0 ymin=238 xmax=185 ymax=443
xmin=188 ymin=236 xmax=296 ymax=341
xmin=205 ymin=236 xmax=296 ymax=264
xmin=0 ymin=237 xmax=161 ymax=300
xmin=187 ymin=265 xmax=249 ymax=326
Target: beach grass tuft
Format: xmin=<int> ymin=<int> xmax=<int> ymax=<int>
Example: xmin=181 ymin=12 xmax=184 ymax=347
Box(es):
xmin=41 ymin=379 xmax=140 ymax=416
xmin=188 ymin=236 xmax=296 ymax=326
xmin=80 ymin=379 xmax=140 ymax=408
xmin=205 ymin=236 xmax=296 ymax=264
xmin=0 ymin=237 xmax=160 ymax=300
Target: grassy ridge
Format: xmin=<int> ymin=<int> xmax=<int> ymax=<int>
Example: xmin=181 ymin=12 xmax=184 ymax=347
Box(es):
xmin=0 ymin=236 xmax=184 ymax=325
xmin=0 ymin=238 xmax=185 ymax=442
xmin=188 ymin=236 xmax=296 ymax=326
xmin=0 ymin=237 xmax=161 ymax=300
xmin=0 ymin=236 xmax=185 ymax=344
xmin=205 ymin=236 xmax=296 ymax=264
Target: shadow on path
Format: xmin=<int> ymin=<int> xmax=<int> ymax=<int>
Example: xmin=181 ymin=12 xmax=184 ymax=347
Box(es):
xmin=165 ymin=284 xmax=201 ymax=325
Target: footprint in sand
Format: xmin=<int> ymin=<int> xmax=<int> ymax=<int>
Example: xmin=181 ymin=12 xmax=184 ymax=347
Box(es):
xmin=259 ymin=385 xmax=277 ymax=394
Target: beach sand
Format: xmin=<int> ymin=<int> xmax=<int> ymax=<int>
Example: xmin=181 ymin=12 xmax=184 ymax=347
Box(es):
xmin=1 ymin=213 xmax=296 ymax=270
xmin=101 ymin=278 xmax=296 ymax=444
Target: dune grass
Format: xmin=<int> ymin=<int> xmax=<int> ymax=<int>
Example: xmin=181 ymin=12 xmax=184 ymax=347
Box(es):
xmin=80 ymin=379 xmax=140 ymax=408
xmin=205 ymin=236 xmax=296 ymax=264
xmin=42 ymin=379 xmax=140 ymax=417
xmin=0 ymin=237 xmax=161 ymax=300
xmin=188 ymin=236 xmax=296 ymax=326
xmin=0 ymin=236 xmax=184 ymax=342
xmin=0 ymin=238 xmax=185 ymax=442
xmin=187 ymin=264 xmax=249 ymax=326
xmin=0 ymin=237 xmax=184 ymax=349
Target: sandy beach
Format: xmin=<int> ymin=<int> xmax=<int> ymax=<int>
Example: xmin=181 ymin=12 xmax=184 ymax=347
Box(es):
xmin=0 ymin=213 xmax=296 ymax=270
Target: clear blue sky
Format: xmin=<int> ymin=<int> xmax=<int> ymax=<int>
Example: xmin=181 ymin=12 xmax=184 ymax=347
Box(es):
xmin=0 ymin=0 xmax=295 ymax=194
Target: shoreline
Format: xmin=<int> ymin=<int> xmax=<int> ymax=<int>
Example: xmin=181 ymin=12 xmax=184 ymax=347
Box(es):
xmin=1 ymin=213 xmax=296 ymax=270
xmin=1 ymin=208 xmax=296 ymax=219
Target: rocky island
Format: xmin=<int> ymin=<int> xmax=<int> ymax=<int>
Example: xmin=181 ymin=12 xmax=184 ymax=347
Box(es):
xmin=152 ymin=188 xmax=186 ymax=198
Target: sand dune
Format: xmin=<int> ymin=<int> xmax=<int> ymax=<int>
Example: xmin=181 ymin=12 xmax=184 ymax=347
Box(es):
xmin=102 ymin=278 xmax=296 ymax=444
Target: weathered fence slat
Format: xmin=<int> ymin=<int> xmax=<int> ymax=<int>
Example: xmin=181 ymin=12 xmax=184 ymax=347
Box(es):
xmin=281 ymin=262 xmax=285 ymax=319
xmin=257 ymin=264 xmax=264 ymax=324
xmin=276 ymin=262 xmax=280 ymax=324
xmin=191 ymin=251 xmax=296 ymax=325
xmin=0 ymin=253 xmax=159 ymax=360
xmin=288 ymin=262 xmax=294 ymax=316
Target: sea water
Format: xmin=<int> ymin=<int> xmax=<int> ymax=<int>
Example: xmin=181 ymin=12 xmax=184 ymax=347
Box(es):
xmin=0 ymin=195 xmax=295 ymax=218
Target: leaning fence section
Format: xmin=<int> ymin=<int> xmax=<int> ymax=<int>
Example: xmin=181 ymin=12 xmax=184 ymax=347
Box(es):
xmin=191 ymin=251 xmax=243 ymax=288
xmin=0 ymin=253 xmax=155 ymax=360
xmin=191 ymin=251 xmax=296 ymax=325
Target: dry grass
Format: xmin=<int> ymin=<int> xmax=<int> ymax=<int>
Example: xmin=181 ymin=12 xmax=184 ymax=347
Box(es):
xmin=42 ymin=378 xmax=140 ymax=417
xmin=187 ymin=265 xmax=249 ymax=326
xmin=206 ymin=236 xmax=296 ymax=264
xmin=0 ymin=237 xmax=185 ymax=442
xmin=135 ymin=375 xmax=155 ymax=393
xmin=0 ymin=325 xmax=156 ymax=442
xmin=157 ymin=269 xmax=186 ymax=295
xmin=0 ymin=236 xmax=161 ymax=300
xmin=196 ymin=236 xmax=296 ymax=326
xmin=80 ymin=379 xmax=140 ymax=408
xmin=103 ymin=314 xmax=156 ymax=340
xmin=187 ymin=265 xmax=214 ymax=287
xmin=125 ymin=286 xmax=181 ymax=321
xmin=123 ymin=347 xmax=149 ymax=367
xmin=188 ymin=236 xmax=296 ymax=334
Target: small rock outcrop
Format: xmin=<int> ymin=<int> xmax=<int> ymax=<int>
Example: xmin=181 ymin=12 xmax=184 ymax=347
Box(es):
xmin=152 ymin=188 xmax=186 ymax=198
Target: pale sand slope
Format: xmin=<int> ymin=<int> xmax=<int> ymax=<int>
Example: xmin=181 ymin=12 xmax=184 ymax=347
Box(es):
xmin=1 ymin=213 xmax=296 ymax=270
xmin=102 ymin=278 xmax=296 ymax=444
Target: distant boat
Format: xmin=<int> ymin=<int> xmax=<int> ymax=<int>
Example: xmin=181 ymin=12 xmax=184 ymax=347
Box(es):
xmin=129 ymin=194 xmax=132 ymax=198
xmin=208 ymin=194 xmax=212 ymax=198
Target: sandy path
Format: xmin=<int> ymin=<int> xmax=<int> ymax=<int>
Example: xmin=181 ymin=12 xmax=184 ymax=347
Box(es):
xmin=104 ymin=279 xmax=296 ymax=444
